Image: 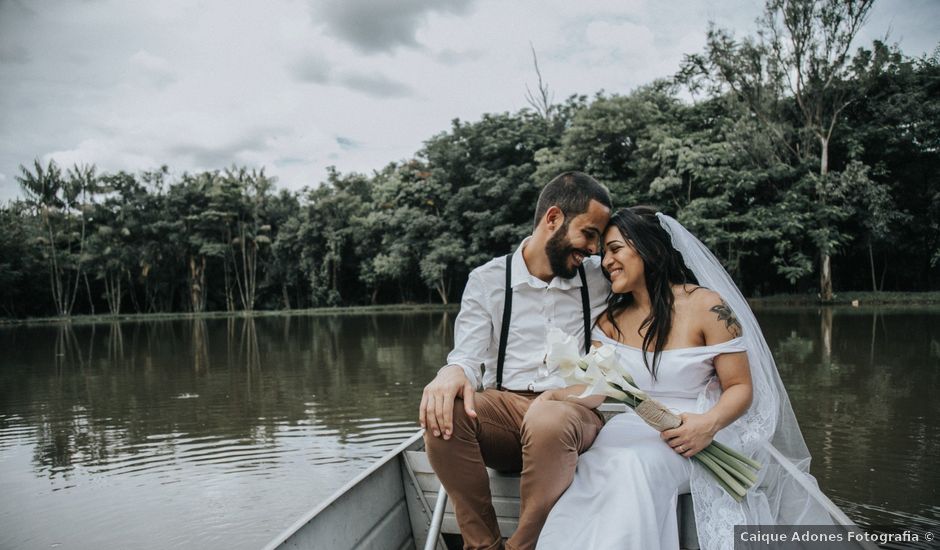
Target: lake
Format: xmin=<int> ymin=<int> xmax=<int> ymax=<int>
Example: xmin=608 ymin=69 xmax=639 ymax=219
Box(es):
xmin=0 ymin=306 xmax=938 ymax=549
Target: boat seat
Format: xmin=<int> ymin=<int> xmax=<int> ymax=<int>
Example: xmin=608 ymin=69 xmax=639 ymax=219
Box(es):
xmin=402 ymin=403 xmax=699 ymax=549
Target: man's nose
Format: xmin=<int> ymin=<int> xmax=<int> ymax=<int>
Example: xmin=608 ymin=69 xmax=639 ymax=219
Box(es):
xmin=586 ymin=238 xmax=599 ymax=255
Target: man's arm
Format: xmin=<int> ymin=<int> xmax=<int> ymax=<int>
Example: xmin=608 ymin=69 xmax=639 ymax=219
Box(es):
xmin=420 ymin=270 xmax=492 ymax=440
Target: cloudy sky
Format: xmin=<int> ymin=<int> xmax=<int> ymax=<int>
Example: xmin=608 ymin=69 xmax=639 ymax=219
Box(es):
xmin=0 ymin=0 xmax=936 ymax=202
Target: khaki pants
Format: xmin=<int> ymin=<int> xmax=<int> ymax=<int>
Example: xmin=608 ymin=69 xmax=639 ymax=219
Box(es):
xmin=424 ymin=389 xmax=604 ymax=550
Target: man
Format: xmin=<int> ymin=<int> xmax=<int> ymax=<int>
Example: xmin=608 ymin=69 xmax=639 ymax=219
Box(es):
xmin=420 ymin=171 xmax=612 ymax=550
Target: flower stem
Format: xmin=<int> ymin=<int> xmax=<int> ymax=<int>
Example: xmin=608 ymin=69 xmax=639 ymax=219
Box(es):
xmin=701 ymin=447 xmax=755 ymax=488
xmin=711 ymin=439 xmax=762 ymax=470
xmin=695 ymin=451 xmax=747 ymax=500
xmin=692 ymin=455 xmax=743 ymax=502
xmin=703 ymin=445 xmax=758 ymax=484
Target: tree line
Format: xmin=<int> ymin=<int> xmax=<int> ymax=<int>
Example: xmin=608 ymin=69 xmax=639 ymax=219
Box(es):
xmin=1 ymin=16 xmax=938 ymax=318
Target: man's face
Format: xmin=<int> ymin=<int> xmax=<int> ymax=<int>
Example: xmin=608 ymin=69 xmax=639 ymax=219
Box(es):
xmin=544 ymin=199 xmax=611 ymax=278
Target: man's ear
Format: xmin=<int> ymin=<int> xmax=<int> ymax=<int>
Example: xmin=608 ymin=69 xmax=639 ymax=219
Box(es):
xmin=543 ymin=206 xmax=565 ymax=231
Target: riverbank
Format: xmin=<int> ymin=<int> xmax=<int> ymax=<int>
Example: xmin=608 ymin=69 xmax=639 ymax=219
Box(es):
xmin=0 ymin=303 xmax=459 ymax=327
xmin=748 ymin=291 xmax=940 ymax=306
xmin=2 ymin=291 xmax=938 ymax=326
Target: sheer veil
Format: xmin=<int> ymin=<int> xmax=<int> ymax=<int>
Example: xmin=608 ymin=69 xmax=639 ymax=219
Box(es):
xmin=656 ymin=213 xmax=855 ymax=549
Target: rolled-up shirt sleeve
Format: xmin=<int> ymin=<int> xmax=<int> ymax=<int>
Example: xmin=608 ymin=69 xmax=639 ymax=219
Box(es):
xmin=443 ymin=269 xmax=492 ymax=390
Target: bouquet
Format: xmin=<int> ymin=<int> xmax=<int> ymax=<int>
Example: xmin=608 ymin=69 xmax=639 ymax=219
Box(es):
xmin=546 ymin=328 xmax=761 ymax=501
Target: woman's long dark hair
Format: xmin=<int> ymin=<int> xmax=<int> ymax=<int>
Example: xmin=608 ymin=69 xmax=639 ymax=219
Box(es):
xmin=603 ymin=206 xmax=697 ymax=378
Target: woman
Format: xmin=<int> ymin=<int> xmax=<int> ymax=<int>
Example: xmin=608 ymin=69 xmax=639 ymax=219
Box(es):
xmin=536 ymin=207 xmax=832 ymax=550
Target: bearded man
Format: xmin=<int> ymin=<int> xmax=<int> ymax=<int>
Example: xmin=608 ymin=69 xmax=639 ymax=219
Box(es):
xmin=420 ymin=171 xmax=612 ymax=550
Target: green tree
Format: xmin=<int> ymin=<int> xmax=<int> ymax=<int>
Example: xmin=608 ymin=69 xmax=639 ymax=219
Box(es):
xmin=219 ymin=167 xmax=276 ymax=311
xmin=263 ymin=189 xmax=303 ymax=309
xmin=166 ymin=172 xmax=231 ymax=312
xmin=0 ymin=201 xmax=47 ymax=317
xmin=17 ymin=160 xmax=97 ymax=316
xmin=423 ymin=111 xmax=561 ymax=272
xmin=685 ymin=0 xmax=876 ymax=299
xmin=838 ymin=45 xmax=940 ymax=290
xmin=291 ymin=169 xmax=372 ymax=306
xmin=87 ymin=171 xmax=141 ymax=314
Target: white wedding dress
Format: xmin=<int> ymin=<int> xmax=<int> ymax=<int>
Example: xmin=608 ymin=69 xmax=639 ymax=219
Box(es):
xmin=537 ymin=329 xmax=747 ymax=550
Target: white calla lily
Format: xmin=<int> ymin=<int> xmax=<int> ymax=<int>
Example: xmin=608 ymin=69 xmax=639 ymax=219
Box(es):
xmin=603 ymin=349 xmax=638 ymax=385
xmin=546 ymin=328 xmax=580 ymax=368
xmin=575 ymin=378 xmax=629 ymax=402
xmin=545 ymin=328 xmax=649 ymax=400
xmin=546 ymin=328 xmax=593 ymax=385
xmin=591 ymin=344 xmax=617 ymax=369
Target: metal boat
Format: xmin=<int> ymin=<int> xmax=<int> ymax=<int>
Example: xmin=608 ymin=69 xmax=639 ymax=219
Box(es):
xmin=264 ymin=404 xmax=870 ymax=550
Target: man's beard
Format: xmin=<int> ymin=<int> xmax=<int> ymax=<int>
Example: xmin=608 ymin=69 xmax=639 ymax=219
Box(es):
xmin=545 ymin=221 xmax=580 ymax=279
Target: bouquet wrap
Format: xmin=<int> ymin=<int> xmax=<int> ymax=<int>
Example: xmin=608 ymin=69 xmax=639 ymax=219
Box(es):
xmin=634 ymin=399 xmax=681 ymax=432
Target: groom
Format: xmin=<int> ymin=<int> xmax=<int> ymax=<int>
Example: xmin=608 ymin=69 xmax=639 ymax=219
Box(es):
xmin=420 ymin=172 xmax=612 ymax=550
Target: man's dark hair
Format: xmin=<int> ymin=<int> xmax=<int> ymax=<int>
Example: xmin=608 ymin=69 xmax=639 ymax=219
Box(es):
xmin=533 ymin=171 xmax=612 ymax=229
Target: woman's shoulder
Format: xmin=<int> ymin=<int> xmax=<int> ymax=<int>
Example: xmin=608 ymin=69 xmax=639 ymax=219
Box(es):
xmin=698 ymin=290 xmax=744 ymax=340
xmin=673 ymin=285 xmax=720 ymax=309
xmin=676 ymin=286 xmax=744 ymax=340
xmin=594 ymin=312 xmax=616 ymax=340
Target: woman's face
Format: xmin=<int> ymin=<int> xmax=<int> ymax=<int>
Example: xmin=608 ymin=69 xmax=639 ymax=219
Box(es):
xmin=602 ymin=225 xmax=646 ymax=294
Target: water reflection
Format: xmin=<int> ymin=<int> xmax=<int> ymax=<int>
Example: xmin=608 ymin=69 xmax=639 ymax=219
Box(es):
xmin=757 ymin=306 xmax=940 ymax=537
xmin=1 ymin=307 xmax=937 ymax=549
xmin=0 ymin=312 xmax=452 ymax=549
xmin=192 ymin=318 xmax=208 ymax=374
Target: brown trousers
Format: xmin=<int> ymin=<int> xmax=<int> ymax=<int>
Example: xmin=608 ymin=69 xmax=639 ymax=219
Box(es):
xmin=424 ymin=389 xmax=604 ymax=550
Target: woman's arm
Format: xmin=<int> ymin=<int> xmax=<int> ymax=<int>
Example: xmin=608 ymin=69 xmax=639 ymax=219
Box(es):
xmin=661 ymin=293 xmax=753 ymax=458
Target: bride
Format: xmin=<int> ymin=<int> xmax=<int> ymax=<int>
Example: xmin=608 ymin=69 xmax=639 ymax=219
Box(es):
xmin=535 ymin=206 xmax=833 ymax=550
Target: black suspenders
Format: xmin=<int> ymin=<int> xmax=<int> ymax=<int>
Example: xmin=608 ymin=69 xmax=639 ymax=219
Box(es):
xmin=578 ymin=266 xmax=590 ymax=352
xmin=495 ymin=253 xmax=592 ymax=391
xmin=495 ymin=254 xmax=513 ymax=391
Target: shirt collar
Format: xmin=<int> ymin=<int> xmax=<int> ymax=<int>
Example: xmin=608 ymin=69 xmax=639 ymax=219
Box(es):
xmin=512 ymin=237 xmax=584 ymax=290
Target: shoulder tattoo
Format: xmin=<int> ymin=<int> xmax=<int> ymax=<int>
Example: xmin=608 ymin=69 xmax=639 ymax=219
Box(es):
xmin=710 ymin=299 xmax=743 ymax=337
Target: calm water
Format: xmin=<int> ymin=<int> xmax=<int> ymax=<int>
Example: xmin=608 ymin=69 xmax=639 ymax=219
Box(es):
xmin=0 ymin=307 xmax=937 ymax=549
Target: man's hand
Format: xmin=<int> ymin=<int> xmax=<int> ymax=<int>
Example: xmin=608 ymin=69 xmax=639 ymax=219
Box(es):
xmin=420 ymin=365 xmax=477 ymax=440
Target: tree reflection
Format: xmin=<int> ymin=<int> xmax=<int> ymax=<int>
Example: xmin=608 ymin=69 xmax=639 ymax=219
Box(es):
xmin=191 ymin=319 xmax=209 ymax=374
xmin=240 ymin=317 xmax=262 ymax=398
xmin=53 ymin=322 xmax=83 ymax=373
xmin=107 ymin=321 xmax=125 ymax=365
xmin=820 ymin=306 xmax=833 ymax=364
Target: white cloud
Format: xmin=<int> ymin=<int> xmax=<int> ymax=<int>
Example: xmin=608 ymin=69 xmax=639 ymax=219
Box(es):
xmin=313 ymin=0 xmax=475 ymax=53
xmin=0 ymin=0 xmax=935 ymax=203
xmin=291 ymin=55 xmax=332 ymax=84
xmin=584 ymin=20 xmax=657 ymax=65
xmin=45 ymin=138 xmax=159 ymax=174
xmin=128 ymin=50 xmax=177 ymax=89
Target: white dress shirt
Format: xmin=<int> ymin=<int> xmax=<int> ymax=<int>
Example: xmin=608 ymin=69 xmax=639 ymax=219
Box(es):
xmin=445 ymin=238 xmax=611 ymax=391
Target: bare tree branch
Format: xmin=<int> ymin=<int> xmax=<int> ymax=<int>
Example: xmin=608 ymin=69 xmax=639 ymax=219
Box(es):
xmin=524 ymin=43 xmax=554 ymax=120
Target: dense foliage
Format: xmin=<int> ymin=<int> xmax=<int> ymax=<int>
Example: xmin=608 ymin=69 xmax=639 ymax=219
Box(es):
xmin=2 ymin=41 xmax=937 ymax=318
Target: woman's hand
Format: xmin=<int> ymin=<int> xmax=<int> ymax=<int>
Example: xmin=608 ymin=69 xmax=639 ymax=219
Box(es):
xmin=660 ymin=412 xmax=719 ymax=458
